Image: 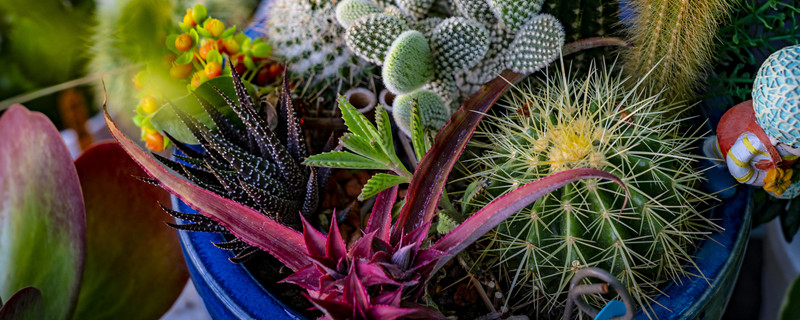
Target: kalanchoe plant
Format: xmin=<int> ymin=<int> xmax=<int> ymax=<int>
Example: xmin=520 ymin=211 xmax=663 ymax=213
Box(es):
xmin=106 ymin=66 xmax=626 ymax=318
xmin=152 ymin=63 xmax=325 ymax=261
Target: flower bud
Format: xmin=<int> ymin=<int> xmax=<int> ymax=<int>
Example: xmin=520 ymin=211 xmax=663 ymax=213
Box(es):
xmin=205 ymin=19 xmax=225 ymax=38
xmin=175 ymin=34 xmax=193 ymax=52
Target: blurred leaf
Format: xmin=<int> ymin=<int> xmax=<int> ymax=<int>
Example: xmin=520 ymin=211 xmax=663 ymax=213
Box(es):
xmin=781 ymin=199 xmax=800 ymax=242
xmin=71 ymin=142 xmax=187 ymax=320
xmin=0 ymin=105 xmax=86 ymax=320
xmin=149 ymin=76 xmax=254 ymax=144
xmin=304 ymin=151 xmax=390 ymax=170
xmin=780 ymin=275 xmax=800 ymax=320
xmin=0 ymin=287 xmax=44 ymax=320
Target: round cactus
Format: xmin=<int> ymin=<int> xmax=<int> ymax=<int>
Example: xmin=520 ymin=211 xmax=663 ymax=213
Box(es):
xmin=465 ymin=65 xmax=717 ymax=313
xmin=507 ymin=14 xmax=565 ymax=74
xmin=335 ymin=0 xmax=383 ymax=28
xmin=754 ymin=44 xmax=800 ymax=148
xmin=422 ymin=76 xmax=459 ymax=111
xmin=383 ymin=5 xmax=412 ymax=24
xmin=267 ymin=0 xmax=372 ymax=90
xmin=396 ymin=0 xmax=435 ymax=19
xmin=382 ymin=30 xmax=435 ymax=94
xmin=392 ymin=89 xmax=450 ymax=136
xmin=410 ymin=17 xmax=442 ymax=39
xmin=489 ymin=0 xmax=546 ymax=33
xmin=451 ymin=0 xmax=497 ymax=25
xmin=430 ymin=17 xmax=490 ymax=75
xmin=346 ymin=14 xmax=410 ymax=65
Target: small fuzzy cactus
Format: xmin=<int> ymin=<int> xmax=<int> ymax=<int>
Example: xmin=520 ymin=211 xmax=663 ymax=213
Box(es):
xmin=382 ymin=30 xmax=435 ymax=94
xmin=489 ymin=0 xmax=546 ymax=33
xmin=346 ymin=14 xmax=409 ymax=65
xmin=452 ymin=0 xmax=497 ymax=25
xmin=392 ymin=89 xmax=449 ymax=135
xmin=507 ymin=14 xmax=565 ymax=73
xmin=335 ymin=0 xmax=383 ymax=28
xmin=430 ymin=17 xmax=490 ymax=75
xmin=465 ymin=64 xmax=717 ymax=313
xmin=396 ymin=0 xmax=434 ymax=19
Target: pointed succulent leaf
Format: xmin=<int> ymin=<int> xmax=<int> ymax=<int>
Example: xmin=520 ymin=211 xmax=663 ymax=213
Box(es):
xmin=72 ymin=142 xmax=188 ymax=320
xmin=366 ymin=305 xmax=421 ymax=320
xmin=392 ymin=89 xmax=449 ymax=136
xmin=300 ymin=215 xmax=327 ymax=258
xmin=506 ymin=14 xmax=565 ymax=74
xmin=336 ymin=0 xmax=383 ymax=28
xmin=304 ymin=151 xmax=391 ymax=170
xmin=193 ymin=93 xmax=244 ymax=146
xmin=359 ymin=173 xmax=409 ymax=201
xmin=375 ymin=105 xmax=398 ymax=164
xmin=301 ymin=168 xmax=318 ymax=217
xmin=431 ymin=17 xmax=490 ymax=74
xmin=280 ymin=265 xmax=324 ymax=291
xmin=396 ymin=0 xmax=434 ymax=19
xmin=355 ymin=262 xmax=399 ymax=287
xmin=341 ymin=133 xmax=390 ymax=163
xmin=105 ymin=107 xmax=312 ymax=271
xmin=452 ymin=0 xmax=496 ymax=25
xmin=430 ymin=168 xmax=625 ymax=275
xmin=279 ymin=75 xmax=308 ymax=165
xmin=327 ymin=218 xmax=348 ymax=261
xmin=306 ymin=294 xmax=354 ymax=320
xmin=337 ymin=95 xmax=380 ymax=140
xmin=488 ymin=0 xmax=546 ymax=33
xmin=0 ymin=287 xmax=44 ymax=320
xmin=382 ymin=30 xmax=435 ymax=94
xmin=366 ymin=186 xmax=398 ymax=241
xmin=346 ymin=14 xmax=409 ymax=65
xmin=0 ymin=105 xmax=86 ymax=320
xmin=409 ymin=100 xmax=428 ymax=161
xmin=212 ymin=238 xmax=251 ymax=251
xmin=392 ymin=70 xmax=525 ymax=244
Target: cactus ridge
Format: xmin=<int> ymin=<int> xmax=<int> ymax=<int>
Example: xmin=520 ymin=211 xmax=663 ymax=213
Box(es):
xmin=465 ymin=63 xmax=718 ymax=314
xmin=335 ymin=0 xmax=383 ymax=28
xmin=507 ymin=14 xmax=565 ymax=74
xmin=431 ymin=17 xmax=490 ymax=75
xmin=392 ymin=89 xmax=449 ymax=136
xmin=346 ymin=13 xmax=410 ymax=65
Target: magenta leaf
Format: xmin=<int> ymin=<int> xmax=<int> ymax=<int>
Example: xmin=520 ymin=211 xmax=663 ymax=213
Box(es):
xmin=71 ymin=142 xmax=189 ymax=320
xmin=365 ymin=305 xmax=419 ymax=320
xmin=326 ymin=217 xmax=348 ymax=263
xmin=392 ymin=70 xmax=525 ymax=243
xmin=0 ymin=287 xmax=44 ymax=320
xmin=429 ymin=168 xmax=626 ymax=276
xmin=103 ymin=106 xmax=311 ymax=271
xmin=365 ymin=186 xmax=398 ymax=242
xmin=300 ymin=214 xmax=327 ymax=258
xmin=0 ymin=105 xmax=86 ymax=320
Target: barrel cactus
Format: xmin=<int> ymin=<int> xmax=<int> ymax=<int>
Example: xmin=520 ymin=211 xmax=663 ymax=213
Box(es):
xmin=463 ymin=65 xmax=718 ymax=314
xmin=267 ymin=0 xmax=372 ymax=94
xmin=335 ymin=0 xmax=565 ymax=135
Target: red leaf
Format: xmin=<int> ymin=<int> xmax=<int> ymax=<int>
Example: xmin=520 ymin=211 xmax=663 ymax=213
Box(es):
xmin=326 ymin=216 xmax=347 ymax=262
xmin=301 ymin=214 xmax=326 ymax=258
xmin=430 ymin=168 xmax=625 ymax=276
xmin=365 ymin=305 xmax=420 ymax=320
xmin=103 ymin=107 xmax=310 ymax=271
xmin=365 ymin=186 xmax=397 ymax=242
xmin=281 ymin=265 xmax=323 ymax=291
xmin=392 ymin=70 xmax=525 ymax=244
xmin=0 ymin=287 xmax=44 ymax=320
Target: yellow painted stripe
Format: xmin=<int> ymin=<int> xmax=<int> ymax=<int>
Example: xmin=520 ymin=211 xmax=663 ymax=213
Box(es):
xmin=714 ymin=140 xmax=724 ymax=159
xmin=734 ymin=168 xmax=754 ymax=183
xmin=729 ymin=152 xmax=749 ymax=168
xmin=783 ymin=154 xmax=799 ymax=160
xmin=743 ymin=135 xmax=769 ymax=157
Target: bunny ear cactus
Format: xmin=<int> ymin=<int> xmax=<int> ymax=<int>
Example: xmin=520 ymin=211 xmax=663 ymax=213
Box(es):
xmin=488 ymin=0 xmax=546 ymax=33
xmin=452 ymin=0 xmax=497 ymax=25
xmin=346 ymin=14 xmax=410 ymax=65
xmin=396 ymin=0 xmax=435 ymax=19
xmin=430 ymin=17 xmax=490 ymax=75
xmin=507 ymin=14 xmax=565 ymax=73
xmin=335 ymin=0 xmax=383 ymax=28
xmin=382 ymin=30 xmax=435 ymax=94
xmin=392 ymin=89 xmax=450 ymax=136
xmin=107 ymin=67 xmax=625 ymax=318
xmin=464 ymin=64 xmax=718 ymax=313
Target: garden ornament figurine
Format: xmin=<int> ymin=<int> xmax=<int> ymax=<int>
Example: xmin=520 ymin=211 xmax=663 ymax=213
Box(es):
xmin=705 ymin=44 xmax=800 ymax=199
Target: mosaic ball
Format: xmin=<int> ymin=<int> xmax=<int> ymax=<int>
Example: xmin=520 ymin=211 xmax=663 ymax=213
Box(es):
xmin=753 ymin=44 xmax=800 ymax=148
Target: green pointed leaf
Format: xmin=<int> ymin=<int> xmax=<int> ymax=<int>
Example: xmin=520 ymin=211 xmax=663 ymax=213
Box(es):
xmin=196 ymin=27 xmax=213 ymax=38
xmin=410 ymin=99 xmax=427 ymax=162
xmin=0 ymin=105 xmax=86 ymax=320
xmin=375 ymin=105 xmax=398 ymax=163
xmin=71 ymin=142 xmax=188 ymax=320
xmin=0 ymin=287 xmax=44 ymax=320
xmin=304 ymin=151 xmax=390 ymax=170
xmin=150 ymin=76 xmax=255 ymax=144
xmin=220 ymin=25 xmax=237 ymax=38
xmin=781 ymin=275 xmax=800 ymax=320
xmin=165 ymin=34 xmax=179 ymax=54
xmin=175 ymin=51 xmax=193 ymax=65
xmin=338 ymin=95 xmax=380 ymax=139
xmin=359 ymin=173 xmax=410 ymax=200
xmin=341 ymin=133 xmax=389 ymax=163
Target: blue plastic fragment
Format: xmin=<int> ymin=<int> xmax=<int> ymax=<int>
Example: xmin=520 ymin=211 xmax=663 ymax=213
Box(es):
xmin=595 ymin=300 xmax=627 ymax=320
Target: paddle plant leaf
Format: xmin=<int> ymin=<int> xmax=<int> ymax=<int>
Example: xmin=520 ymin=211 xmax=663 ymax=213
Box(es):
xmin=0 ymin=105 xmax=86 ymax=320
xmin=0 ymin=287 xmax=44 ymax=320
xmin=71 ymin=142 xmax=188 ymax=320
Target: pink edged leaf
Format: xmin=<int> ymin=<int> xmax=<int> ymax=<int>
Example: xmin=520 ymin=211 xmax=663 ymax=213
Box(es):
xmin=103 ymin=107 xmax=311 ymax=271
xmin=373 ymin=288 xmax=403 ymax=306
xmin=326 ymin=216 xmax=347 ymax=262
xmin=365 ymin=305 xmax=420 ymax=320
xmin=348 ymin=231 xmax=376 ymax=260
xmin=355 ymin=262 xmax=399 ymax=287
xmin=305 ymin=293 xmax=353 ymax=320
xmin=281 ymin=265 xmax=323 ymax=291
xmin=392 ymin=70 xmax=525 ymax=244
xmin=0 ymin=105 xmax=86 ymax=320
xmin=301 ymin=214 xmax=326 ymax=258
xmin=430 ymin=168 xmax=626 ymax=276
xmin=365 ymin=185 xmax=398 ymax=242
xmin=71 ymin=142 xmax=189 ymax=320
xmin=0 ymin=287 xmax=44 ymax=320
xmin=344 ymin=264 xmax=370 ymax=310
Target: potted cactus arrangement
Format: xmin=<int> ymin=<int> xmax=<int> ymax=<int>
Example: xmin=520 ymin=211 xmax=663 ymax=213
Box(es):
xmin=9 ymin=0 xmax=773 ymax=319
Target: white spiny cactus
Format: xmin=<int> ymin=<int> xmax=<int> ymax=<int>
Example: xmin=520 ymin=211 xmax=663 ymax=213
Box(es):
xmin=396 ymin=0 xmax=435 ymax=19
xmin=346 ymin=14 xmax=410 ymax=65
xmin=431 ymin=17 xmax=490 ymax=75
xmin=507 ymin=14 xmax=565 ymax=73
xmin=488 ymin=0 xmax=546 ymax=33
xmin=382 ymin=30 xmax=435 ymax=94
xmin=451 ymin=0 xmax=497 ymax=25
xmin=392 ymin=89 xmax=450 ymax=136
xmin=335 ymin=0 xmax=383 ymax=28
